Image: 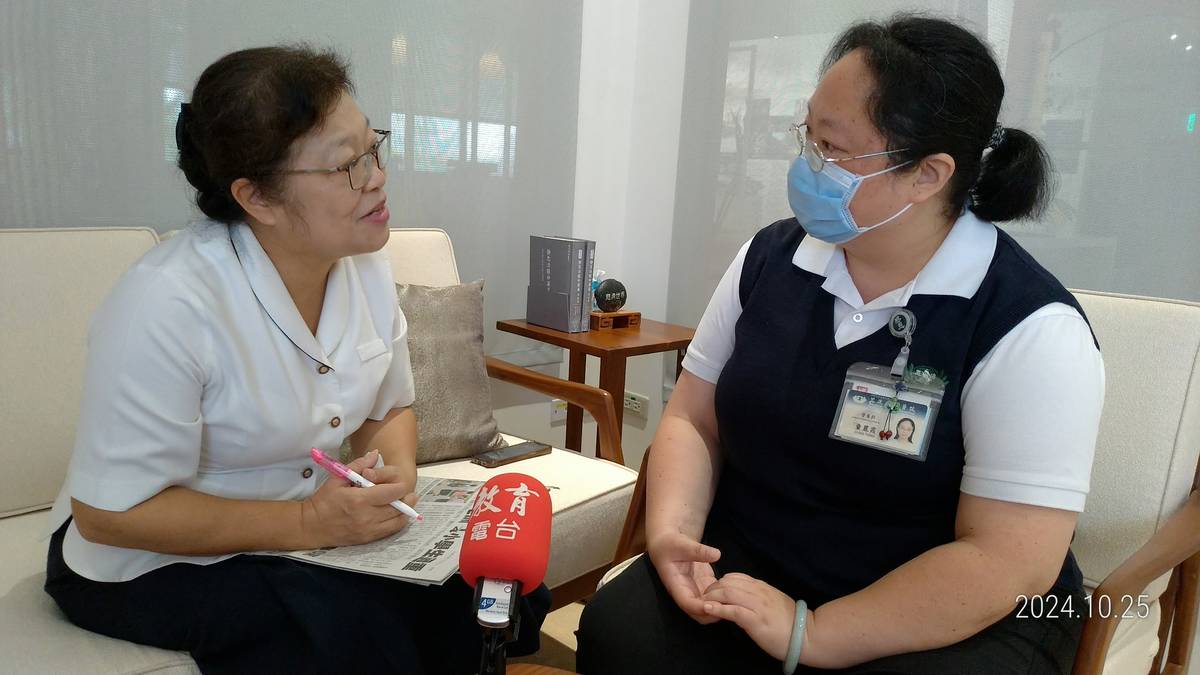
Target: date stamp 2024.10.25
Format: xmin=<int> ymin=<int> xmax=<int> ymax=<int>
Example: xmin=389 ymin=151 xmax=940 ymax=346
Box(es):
xmin=1014 ymin=593 xmax=1152 ymax=620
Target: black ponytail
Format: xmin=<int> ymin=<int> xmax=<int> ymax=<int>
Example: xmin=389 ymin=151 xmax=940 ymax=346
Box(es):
xmin=175 ymin=103 xmax=243 ymax=223
xmin=823 ymin=14 xmax=1053 ymax=222
xmin=971 ymin=127 xmax=1053 ymax=222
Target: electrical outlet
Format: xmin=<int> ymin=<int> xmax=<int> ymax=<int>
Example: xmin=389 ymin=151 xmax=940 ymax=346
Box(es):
xmin=550 ymin=398 xmax=568 ymax=426
xmin=623 ymin=391 xmax=649 ymax=418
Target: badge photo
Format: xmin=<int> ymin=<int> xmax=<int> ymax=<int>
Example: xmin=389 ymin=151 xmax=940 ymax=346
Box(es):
xmin=829 ymin=362 xmax=944 ymax=461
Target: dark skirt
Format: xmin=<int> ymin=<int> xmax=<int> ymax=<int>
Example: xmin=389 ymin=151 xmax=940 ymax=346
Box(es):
xmin=45 ymin=520 xmax=550 ymax=675
xmin=577 ymin=553 xmax=1084 ymax=675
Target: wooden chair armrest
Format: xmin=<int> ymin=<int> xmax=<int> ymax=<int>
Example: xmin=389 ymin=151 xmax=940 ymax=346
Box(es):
xmin=1073 ymin=489 xmax=1200 ymax=675
xmin=484 ymin=356 xmax=624 ymax=465
xmin=613 ymin=444 xmax=652 ymax=564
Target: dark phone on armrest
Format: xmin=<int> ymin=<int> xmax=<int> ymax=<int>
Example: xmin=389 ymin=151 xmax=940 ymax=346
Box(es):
xmin=471 ymin=441 xmax=552 ymax=468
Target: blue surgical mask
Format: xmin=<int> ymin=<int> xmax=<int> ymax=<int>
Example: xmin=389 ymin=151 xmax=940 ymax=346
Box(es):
xmin=787 ymin=156 xmax=913 ymax=245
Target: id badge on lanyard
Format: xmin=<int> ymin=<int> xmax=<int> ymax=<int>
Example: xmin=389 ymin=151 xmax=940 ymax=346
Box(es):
xmin=828 ymin=309 xmax=946 ymax=462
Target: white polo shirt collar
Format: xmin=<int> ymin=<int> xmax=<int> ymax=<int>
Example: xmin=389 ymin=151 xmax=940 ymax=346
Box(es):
xmin=791 ymin=210 xmax=998 ymax=308
xmin=230 ymin=223 xmax=350 ymax=368
xmin=790 ymin=211 xmax=999 ymax=349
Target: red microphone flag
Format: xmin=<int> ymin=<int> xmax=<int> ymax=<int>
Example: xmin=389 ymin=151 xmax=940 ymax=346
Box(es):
xmin=459 ymin=473 xmax=552 ymax=594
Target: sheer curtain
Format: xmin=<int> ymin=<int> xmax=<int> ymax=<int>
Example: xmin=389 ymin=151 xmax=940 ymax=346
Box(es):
xmin=0 ymin=0 xmax=582 ymax=357
xmin=666 ymin=0 xmax=1200 ymax=338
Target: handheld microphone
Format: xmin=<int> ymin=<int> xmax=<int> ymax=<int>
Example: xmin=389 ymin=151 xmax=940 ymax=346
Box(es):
xmin=458 ymin=473 xmax=552 ymax=675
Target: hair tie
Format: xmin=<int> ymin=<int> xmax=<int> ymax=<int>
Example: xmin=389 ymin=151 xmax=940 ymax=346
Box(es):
xmin=174 ymin=102 xmax=193 ymax=154
xmin=987 ymin=123 xmax=1006 ymax=150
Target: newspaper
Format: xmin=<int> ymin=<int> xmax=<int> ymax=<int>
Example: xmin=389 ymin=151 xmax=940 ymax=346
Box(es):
xmin=271 ymin=476 xmax=482 ymax=585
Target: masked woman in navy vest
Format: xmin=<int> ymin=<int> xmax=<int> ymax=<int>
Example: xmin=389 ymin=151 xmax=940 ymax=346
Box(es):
xmin=578 ymin=14 xmax=1103 ymax=675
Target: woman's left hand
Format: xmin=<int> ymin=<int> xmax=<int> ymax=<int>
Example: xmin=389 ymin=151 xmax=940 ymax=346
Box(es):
xmin=361 ymin=463 xmax=418 ymax=508
xmin=701 ymin=573 xmax=808 ymax=662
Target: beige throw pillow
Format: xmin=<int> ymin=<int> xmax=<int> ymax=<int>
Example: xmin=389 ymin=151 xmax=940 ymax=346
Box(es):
xmin=396 ymin=280 xmax=507 ymax=464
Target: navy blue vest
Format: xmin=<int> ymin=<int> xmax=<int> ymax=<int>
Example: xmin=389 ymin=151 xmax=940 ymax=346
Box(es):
xmin=706 ymin=218 xmax=1095 ymax=608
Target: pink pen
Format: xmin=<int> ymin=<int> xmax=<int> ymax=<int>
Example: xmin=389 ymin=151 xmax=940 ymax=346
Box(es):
xmin=310 ymin=448 xmax=423 ymax=521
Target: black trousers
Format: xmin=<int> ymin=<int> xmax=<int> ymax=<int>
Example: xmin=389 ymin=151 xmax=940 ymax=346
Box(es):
xmin=45 ymin=521 xmax=550 ymax=675
xmin=577 ymin=555 xmax=1084 ymax=675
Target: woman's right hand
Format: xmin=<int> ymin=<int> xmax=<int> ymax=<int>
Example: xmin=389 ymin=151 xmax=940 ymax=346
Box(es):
xmin=648 ymin=530 xmax=723 ymax=624
xmin=299 ymin=450 xmax=413 ymax=548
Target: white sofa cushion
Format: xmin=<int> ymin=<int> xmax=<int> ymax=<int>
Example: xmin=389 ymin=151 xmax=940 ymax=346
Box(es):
xmin=1071 ymin=291 xmax=1200 ymax=587
xmin=0 ymin=511 xmax=200 ymax=673
xmin=0 ymin=511 xmax=51 ymax=597
xmin=0 ymin=228 xmax=159 ymax=517
xmin=0 ymin=574 xmax=198 ymax=675
xmin=383 ymin=227 xmax=463 ymax=287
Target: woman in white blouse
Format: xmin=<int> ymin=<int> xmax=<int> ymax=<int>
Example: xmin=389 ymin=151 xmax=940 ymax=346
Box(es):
xmin=44 ymin=45 xmax=547 ymax=674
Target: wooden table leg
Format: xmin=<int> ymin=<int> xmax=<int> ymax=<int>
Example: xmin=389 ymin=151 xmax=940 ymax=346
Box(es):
xmin=565 ymin=350 xmax=586 ymax=452
xmin=597 ymin=355 xmax=627 ymax=451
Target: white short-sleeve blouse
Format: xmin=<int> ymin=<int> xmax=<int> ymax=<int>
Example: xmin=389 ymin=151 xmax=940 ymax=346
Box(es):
xmin=48 ymin=221 xmax=416 ymax=582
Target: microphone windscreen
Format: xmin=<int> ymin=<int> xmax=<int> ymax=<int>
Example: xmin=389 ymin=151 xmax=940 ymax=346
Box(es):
xmin=458 ymin=473 xmax=552 ymax=594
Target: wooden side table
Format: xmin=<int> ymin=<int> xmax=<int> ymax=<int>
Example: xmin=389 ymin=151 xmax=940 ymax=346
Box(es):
xmin=496 ymin=318 xmax=695 ymax=454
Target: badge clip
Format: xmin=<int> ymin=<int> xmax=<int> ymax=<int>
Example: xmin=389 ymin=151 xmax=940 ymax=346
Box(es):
xmin=888 ymin=309 xmax=916 ymax=377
